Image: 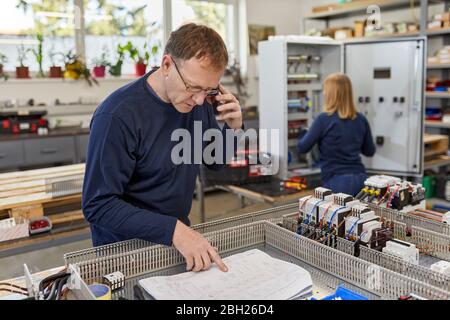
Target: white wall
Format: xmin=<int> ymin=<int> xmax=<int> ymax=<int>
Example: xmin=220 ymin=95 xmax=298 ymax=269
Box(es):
xmin=245 ymin=0 xmax=447 ymax=109
xmin=245 ymin=0 xmax=304 ymax=108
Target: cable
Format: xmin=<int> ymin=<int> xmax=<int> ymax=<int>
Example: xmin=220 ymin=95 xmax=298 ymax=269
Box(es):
xmin=328 ymin=206 xmax=346 ymax=229
xmin=387 ymin=186 xmax=400 ymax=208
xmin=55 ymin=275 xmax=69 ymax=300
xmin=0 ymin=288 xmax=28 ymax=295
xmin=319 ymin=203 xmax=334 ymax=228
xmin=298 ymin=195 xmax=313 ymax=221
xmin=0 ymin=282 xmax=27 ymax=291
xmin=45 ymin=280 xmax=59 ymax=300
xmin=305 ymin=199 xmax=324 ymax=224
xmin=346 ymin=218 xmax=361 ymax=240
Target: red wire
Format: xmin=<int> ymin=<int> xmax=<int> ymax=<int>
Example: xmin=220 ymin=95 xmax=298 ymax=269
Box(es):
xmin=298 ymin=195 xmax=313 ymax=221
xmin=387 ymin=185 xmax=400 ymax=208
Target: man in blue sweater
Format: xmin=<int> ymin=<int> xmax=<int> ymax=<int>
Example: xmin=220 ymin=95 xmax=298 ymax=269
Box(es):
xmin=82 ymin=24 xmax=243 ymax=273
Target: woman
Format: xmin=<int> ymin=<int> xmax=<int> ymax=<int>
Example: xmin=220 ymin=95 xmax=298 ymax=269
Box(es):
xmin=297 ymin=73 xmax=376 ymax=196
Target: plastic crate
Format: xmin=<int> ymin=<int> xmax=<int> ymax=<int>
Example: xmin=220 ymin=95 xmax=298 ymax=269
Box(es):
xmin=320 ymin=285 xmax=369 ymax=300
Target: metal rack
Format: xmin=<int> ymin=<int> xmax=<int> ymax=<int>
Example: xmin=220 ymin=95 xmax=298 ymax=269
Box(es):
xmin=282 ymin=213 xmax=450 ymax=293
xmin=67 ymin=221 xmax=450 ymax=300
xmin=64 ymin=203 xmax=298 ymax=265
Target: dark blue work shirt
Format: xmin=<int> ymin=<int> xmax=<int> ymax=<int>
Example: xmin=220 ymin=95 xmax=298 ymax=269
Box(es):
xmin=297 ymin=112 xmax=376 ymax=182
xmin=82 ymin=71 xmax=231 ymax=246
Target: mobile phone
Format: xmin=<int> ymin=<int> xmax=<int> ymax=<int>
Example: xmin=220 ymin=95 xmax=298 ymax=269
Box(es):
xmin=207 ymin=91 xmax=221 ymax=115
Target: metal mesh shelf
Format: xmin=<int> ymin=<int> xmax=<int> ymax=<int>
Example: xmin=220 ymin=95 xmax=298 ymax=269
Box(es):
xmin=64 ymin=203 xmax=298 ymax=265
xmin=70 ymin=221 xmax=450 ymax=300
xmin=282 ymin=213 xmax=450 ymax=293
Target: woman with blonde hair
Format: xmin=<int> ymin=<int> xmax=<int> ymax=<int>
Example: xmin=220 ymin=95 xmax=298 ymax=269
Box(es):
xmin=297 ymin=73 xmax=376 ymax=196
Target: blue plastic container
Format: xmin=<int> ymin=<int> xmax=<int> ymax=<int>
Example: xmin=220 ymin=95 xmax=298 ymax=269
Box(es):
xmin=320 ymin=285 xmax=368 ymax=300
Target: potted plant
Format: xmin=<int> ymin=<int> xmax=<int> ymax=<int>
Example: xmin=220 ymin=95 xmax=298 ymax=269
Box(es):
xmin=16 ymin=45 xmax=30 ymax=79
xmin=92 ymin=50 xmax=109 ymax=78
xmin=30 ymin=34 xmax=44 ymax=78
xmin=63 ymin=49 xmax=98 ymax=86
xmin=124 ymin=41 xmax=158 ymax=76
xmin=49 ymin=50 xmax=64 ymax=78
xmin=109 ymin=43 xmax=127 ymax=77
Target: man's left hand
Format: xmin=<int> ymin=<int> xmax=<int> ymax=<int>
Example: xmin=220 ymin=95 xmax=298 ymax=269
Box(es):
xmin=214 ymin=84 xmax=243 ymax=130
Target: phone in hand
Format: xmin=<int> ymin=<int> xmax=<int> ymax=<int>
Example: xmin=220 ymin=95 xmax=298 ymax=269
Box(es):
xmin=207 ymin=92 xmax=220 ymax=115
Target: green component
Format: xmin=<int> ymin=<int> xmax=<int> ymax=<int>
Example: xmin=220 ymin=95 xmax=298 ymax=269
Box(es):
xmin=422 ymin=175 xmax=436 ymax=199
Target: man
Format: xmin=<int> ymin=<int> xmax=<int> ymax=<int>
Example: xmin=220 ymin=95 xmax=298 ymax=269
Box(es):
xmin=82 ymin=23 xmax=243 ymax=273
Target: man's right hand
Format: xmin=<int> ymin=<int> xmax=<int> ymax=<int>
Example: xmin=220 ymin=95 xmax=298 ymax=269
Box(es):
xmin=172 ymin=220 xmax=228 ymax=272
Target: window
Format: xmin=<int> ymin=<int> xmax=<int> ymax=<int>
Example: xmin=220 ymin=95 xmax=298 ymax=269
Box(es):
xmin=171 ymin=0 xmax=236 ymax=60
xmin=0 ymin=0 xmax=246 ymax=75
xmin=0 ymin=0 xmax=76 ymax=72
xmin=84 ymin=0 xmax=164 ymax=74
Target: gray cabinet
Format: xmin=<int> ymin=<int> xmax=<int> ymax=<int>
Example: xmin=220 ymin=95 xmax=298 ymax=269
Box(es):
xmin=24 ymin=137 xmax=76 ymax=166
xmin=77 ymin=134 xmax=89 ymax=162
xmin=0 ymin=141 xmax=25 ymax=169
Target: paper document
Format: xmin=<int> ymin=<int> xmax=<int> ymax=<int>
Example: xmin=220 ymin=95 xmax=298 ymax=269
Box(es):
xmin=139 ymin=249 xmax=313 ymax=300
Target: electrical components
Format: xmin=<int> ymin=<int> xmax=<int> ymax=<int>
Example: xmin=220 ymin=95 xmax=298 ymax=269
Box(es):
xmin=430 ymin=261 xmax=450 ymax=276
xmin=298 ymin=188 xmax=332 ymax=226
xmin=382 ymin=240 xmax=419 ymax=265
xmin=344 ymin=207 xmax=381 ymax=242
xmin=317 ymin=199 xmax=351 ymax=237
xmin=356 ymin=175 xmax=426 ymax=211
xmin=369 ymin=228 xmax=393 ymax=251
xmin=102 ymin=271 xmax=125 ymax=291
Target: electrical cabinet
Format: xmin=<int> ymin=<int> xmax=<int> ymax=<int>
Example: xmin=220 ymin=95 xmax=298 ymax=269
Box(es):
xmin=259 ymin=37 xmax=425 ymax=180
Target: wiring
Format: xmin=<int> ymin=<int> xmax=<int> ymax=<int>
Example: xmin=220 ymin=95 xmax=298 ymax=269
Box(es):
xmin=0 ymin=282 xmax=27 ymax=292
xmin=346 ymin=218 xmax=361 ymax=240
xmin=327 ymin=206 xmax=346 ymax=229
xmin=319 ymin=203 xmax=334 ymax=228
xmin=298 ymin=195 xmax=313 ymax=221
xmin=0 ymin=288 xmax=28 ymax=295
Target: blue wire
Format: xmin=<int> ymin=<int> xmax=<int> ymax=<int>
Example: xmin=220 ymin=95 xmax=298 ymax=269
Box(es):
xmin=305 ymin=200 xmax=324 ymax=224
xmin=346 ymin=218 xmax=361 ymax=240
xmin=327 ymin=206 xmax=346 ymax=229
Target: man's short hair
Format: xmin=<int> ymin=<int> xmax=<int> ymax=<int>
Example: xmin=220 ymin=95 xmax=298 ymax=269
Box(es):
xmin=164 ymin=23 xmax=228 ymax=70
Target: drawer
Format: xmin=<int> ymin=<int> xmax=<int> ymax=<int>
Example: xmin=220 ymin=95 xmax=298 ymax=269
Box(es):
xmin=77 ymin=134 xmax=89 ymax=162
xmin=24 ymin=137 xmax=76 ymax=166
xmin=0 ymin=141 xmax=25 ymax=169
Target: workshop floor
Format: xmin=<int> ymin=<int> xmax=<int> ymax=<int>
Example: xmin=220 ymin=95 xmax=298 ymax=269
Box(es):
xmin=0 ymin=191 xmax=273 ymax=280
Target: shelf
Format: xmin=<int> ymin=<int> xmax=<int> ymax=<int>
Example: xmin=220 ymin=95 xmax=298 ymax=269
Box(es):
xmin=424 ymin=155 xmax=450 ymax=170
xmin=288 ymin=113 xmax=309 ymax=121
xmin=427 ymin=63 xmax=450 ymax=69
xmin=0 ymin=76 xmax=137 ymax=85
xmin=305 ymin=0 xmax=421 ymax=20
xmin=425 ymin=121 xmax=450 ymax=128
xmin=288 ymin=83 xmax=322 ymax=92
xmin=426 ymin=91 xmax=450 ymax=98
xmin=342 ymin=31 xmax=420 ymax=43
xmin=288 ymin=139 xmax=298 ymax=147
xmin=427 ymin=27 xmax=450 ymax=37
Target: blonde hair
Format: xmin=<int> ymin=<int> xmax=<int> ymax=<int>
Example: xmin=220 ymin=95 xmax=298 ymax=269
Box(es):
xmin=323 ymin=73 xmax=357 ymax=120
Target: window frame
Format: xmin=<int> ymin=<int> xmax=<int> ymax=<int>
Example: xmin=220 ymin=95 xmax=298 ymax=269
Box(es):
xmin=73 ymin=0 xmax=247 ymax=74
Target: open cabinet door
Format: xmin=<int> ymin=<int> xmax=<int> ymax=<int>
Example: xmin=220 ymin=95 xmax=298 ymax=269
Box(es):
xmin=344 ymin=38 xmax=425 ymax=177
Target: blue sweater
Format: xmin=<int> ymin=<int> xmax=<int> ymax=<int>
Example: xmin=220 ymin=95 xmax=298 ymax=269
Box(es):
xmin=82 ymin=71 xmax=230 ymax=247
xmin=297 ymin=112 xmax=376 ymax=182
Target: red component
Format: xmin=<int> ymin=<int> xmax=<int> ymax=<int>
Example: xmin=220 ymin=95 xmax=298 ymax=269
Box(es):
xmin=2 ymin=120 xmax=10 ymax=129
xmin=38 ymin=118 xmax=47 ymax=126
xmin=229 ymin=158 xmax=248 ymax=167
xmin=12 ymin=124 xmax=20 ymax=134
xmin=30 ymin=219 xmax=50 ymax=231
xmin=31 ymin=123 xmax=37 ymax=132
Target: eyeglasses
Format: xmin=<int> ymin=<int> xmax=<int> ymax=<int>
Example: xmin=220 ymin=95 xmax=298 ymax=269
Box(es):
xmin=171 ymin=57 xmax=220 ymax=96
